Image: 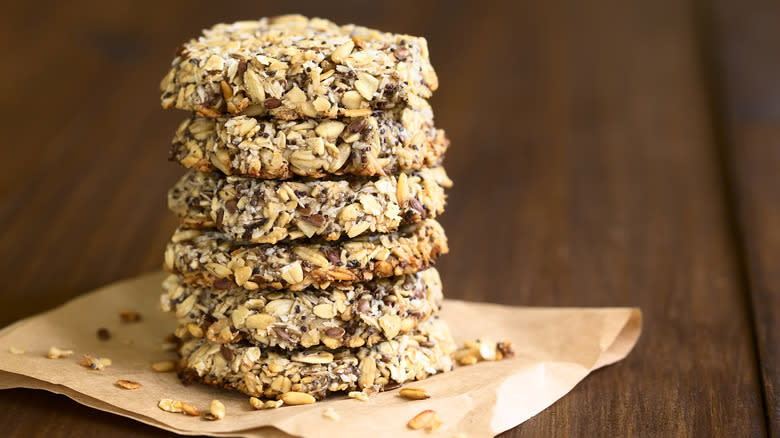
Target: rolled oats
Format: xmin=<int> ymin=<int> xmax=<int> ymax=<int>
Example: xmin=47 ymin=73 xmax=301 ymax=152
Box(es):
xmin=347 ymin=391 xmax=369 ymax=402
xmin=165 ymin=219 xmax=448 ymax=291
xmin=322 ymin=407 xmax=340 ymax=421
xmin=169 ymin=105 xmax=448 ymax=179
xmin=168 ymin=167 xmax=450 ymax=244
xmin=160 ymin=15 xmax=437 ymax=120
xmin=407 ymin=409 xmax=442 ymax=432
xmin=158 ymin=399 xmax=200 ymax=416
xmin=116 ymin=379 xmax=142 ymax=390
xmin=176 ymin=318 xmax=454 ymax=400
xmin=152 ymin=360 xmax=177 ymax=372
xmin=45 ymin=347 xmax=74 ymax=359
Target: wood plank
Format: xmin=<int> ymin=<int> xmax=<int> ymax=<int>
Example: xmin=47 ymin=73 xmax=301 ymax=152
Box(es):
xmin=432 ymin=1 xmax=766 ymax=435
xmin=701 ymin=0 xmax=780 ymax=433
xmin=0 ymin=0 xmax=768 ymax=436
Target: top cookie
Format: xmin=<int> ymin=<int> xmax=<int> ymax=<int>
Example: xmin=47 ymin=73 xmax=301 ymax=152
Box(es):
xmin=160 ymin=15 xmax=438 ymax=120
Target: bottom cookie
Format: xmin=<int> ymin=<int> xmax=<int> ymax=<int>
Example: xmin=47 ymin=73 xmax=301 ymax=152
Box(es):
xmin=177 ymin=317 xmax=455 ymax=400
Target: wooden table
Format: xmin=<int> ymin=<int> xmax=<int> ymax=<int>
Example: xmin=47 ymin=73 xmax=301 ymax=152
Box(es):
xmin=1 ymin=1 xmax=776 ymax=436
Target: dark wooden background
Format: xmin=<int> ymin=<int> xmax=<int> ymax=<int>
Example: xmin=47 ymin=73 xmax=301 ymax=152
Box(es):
xmin=0 ymin=0 xmax=777 ymax=436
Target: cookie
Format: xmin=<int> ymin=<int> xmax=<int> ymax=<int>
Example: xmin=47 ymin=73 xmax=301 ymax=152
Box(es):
xmin=168 ymin=167 xmax=451 ymax=244
xmin=162 ymin=268 xmax=442 ymax=350
xmin=169 ymin=103 xmax=448 ymax=179
xmin=160 ymin=15 xmax=437 ymax=120
xmin=176 ymin=317 xmax=454 ymax=400
xmin=164 ymin=219 xmax=448 ymax=291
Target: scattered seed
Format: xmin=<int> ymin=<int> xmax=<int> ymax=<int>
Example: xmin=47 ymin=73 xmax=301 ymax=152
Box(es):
xmin=181 ymin=401 xmax=200 ymax=416
xmin=456 ymin=353 xmax=478 ymax=366
xmin=280 ymin=391 xmax=316 ymax=405
xmin=250 ymin=397 xmax=283 ymax=410
xmin=408 ymin=409 xmax=442 ymax=431
xmin=249 ymin=397 xmax=263 ymax=410
xmin=264 ymin=98 xmax=282 ymax=109
xmin=46 ymin=346 xmax=73 ymax=359
xmin=119 ymin=310 xmax=142 ymax=323
xmin=454 ymin=338 xmax=514 ymax=366
xmin=81 ymin=354 xmax=111 ymax=370
xmin=152 ymin=360 xmax=176 ymax=372
xmin=8 ymin=346 xmax=24 ymax=355
xmin=158 ymin=398 xmax=181 ymax=413
xmin=399 ymin=387 xmax=430 ymax=400
xmin=116 ymin=380 xmax=141 ymax=390
xmin=497 ymin=340 xmax=515 ymax=359
xmin=158 ymin=399 xmax=200 ymax=416
xmin=97 ymin=328 xmax=111 ymax=341
xmin=322 ymin=407 xmax=340 ymax=421
xmin=205 ymin=399 xmax=225 ymax=420
xmin=347 ymin=391 xmax=369 ymax=402
xmin=264 ymin=399 xmax=284 ymax=409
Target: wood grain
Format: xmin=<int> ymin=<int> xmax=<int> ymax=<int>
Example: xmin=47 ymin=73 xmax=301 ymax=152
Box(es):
xmin=703 ymin=0 xmax=780 ymax=433
xmin=0 ymin=0 xmax=771 ymax=436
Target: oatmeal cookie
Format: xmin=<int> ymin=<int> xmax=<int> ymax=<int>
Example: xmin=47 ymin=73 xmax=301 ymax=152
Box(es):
xmin=162 ymin=269 xmax=442 ymax=350
xmin=168 ymin=167 xmax=451 ymax=243
xmin=169 ymin=104 xmax=448 ymax=179
xmin=160 ymin=15 xmax=437 ymax=120
xmin=164 ymin=219 xmax=448 ymax=291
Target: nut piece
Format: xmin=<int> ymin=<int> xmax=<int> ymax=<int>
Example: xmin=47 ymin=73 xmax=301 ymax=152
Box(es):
xmin=180 ymin=401 xmax=200 ymax=416
xmin=152 ymin=360 xmax=176 ymax=372
xmin=205 ymin=399 xmax=225 ymax=421
xmin=399 ymin=387 xmax=430 ymax=400
xmin=116 ymin=380 xmax=142 ymax=390
xmin=249 ymin=397 xmax=264 ymax=410
xmin=347 ymin=391 xmax=369 ymax=402
xmin=158 ymin=399 xmax=200 ymax=416
xmin=81 ymin=354 xmax=111 ymax=370
xmin=158 ymin=398 xmax=182 ymax=413
xmin=250 ymin=398 xmax=284 ymax=410
xmin=456 ymin=353 xmax=478 ymax=366
xmin=454 ymin=338 xmax=515 ymax=366
xmin=119 ymin=310 xmax=142 ymax=323
xmin=280 ymin=391 xmax=316 ymax=405
xmin=379 ymin=314 xmax=401 ymax=339
xmin=322 ymin=407 xmax=340 ymax=421
xmin=46 ymin=346 xmax=74 ymax=359
xmin=408 ymin=409 xmax=442 ymax=432
xmin=8 ymin=346 xmax=24 ymax=355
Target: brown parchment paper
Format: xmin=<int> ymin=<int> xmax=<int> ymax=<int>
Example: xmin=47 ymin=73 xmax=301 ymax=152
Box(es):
xmin=0 ymin=272 xmax=641 ymax=437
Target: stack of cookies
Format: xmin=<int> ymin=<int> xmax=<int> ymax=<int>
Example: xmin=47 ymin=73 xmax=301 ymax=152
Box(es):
xmin=159 ymin=15 xmax=454 ymax=402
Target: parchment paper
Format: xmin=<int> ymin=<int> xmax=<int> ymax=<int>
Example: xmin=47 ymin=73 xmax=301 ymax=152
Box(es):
xmin=0 ymin=272 xmax=641 ymax=437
